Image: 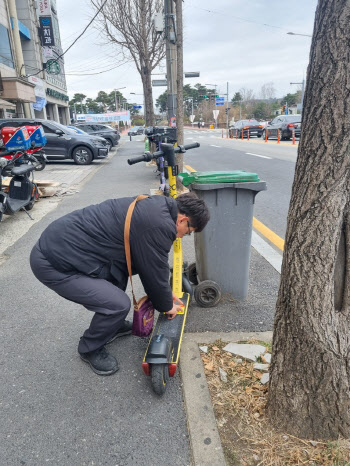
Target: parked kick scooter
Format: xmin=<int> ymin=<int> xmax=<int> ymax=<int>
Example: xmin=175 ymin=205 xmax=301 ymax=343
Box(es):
xmin=128 ymin=142 xmax=200 ymax=395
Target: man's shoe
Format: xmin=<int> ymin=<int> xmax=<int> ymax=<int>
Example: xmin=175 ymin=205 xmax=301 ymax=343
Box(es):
xmin=107 ymin=320 xmax=133 ymax=344
xmin=79 ymin=346 xmax=119 ymax=376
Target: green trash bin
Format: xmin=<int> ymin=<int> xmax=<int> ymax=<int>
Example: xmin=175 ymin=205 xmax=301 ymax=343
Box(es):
xmin=178 ymin=171 xmax=267 ymax=300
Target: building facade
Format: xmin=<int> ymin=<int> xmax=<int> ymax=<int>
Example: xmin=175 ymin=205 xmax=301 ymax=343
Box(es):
xmin=0 ymin=0 xmax=69 ymax=123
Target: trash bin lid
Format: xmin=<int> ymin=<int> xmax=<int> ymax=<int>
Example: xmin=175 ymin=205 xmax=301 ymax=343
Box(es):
xmin=178 ymin=170 xmax=260 ymax=186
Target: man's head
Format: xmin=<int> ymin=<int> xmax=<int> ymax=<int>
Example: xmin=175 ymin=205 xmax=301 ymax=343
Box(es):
xmin=175 ymin=192 xmax=210 ymax=238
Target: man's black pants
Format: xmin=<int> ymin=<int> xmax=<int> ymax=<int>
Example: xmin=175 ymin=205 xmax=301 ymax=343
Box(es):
xmin=30 ymin=242 xmax=131 ymax=353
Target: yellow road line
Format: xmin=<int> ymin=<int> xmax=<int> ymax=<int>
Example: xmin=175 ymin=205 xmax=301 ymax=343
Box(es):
xmin=252 ymin=218 xmax=284 ymax=251
xmin=183 ymin=165 xmax=285 ymax=251
xmin=185 ymin=164 xmax=196 ymax=172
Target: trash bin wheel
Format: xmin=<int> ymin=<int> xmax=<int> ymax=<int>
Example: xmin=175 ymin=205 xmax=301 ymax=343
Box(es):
xmin=151 ymin=363 xmax=169 ymax=396
xmin=194 ymin=280 xmax=221 ymax=308
xmin=186 ymin=262 xmax=199 ymax=285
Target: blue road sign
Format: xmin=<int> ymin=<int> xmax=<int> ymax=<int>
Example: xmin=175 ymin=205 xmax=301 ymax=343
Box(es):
xmin=216 ymin=97 xmax=224 ymax=101
xmin=133 ymin=106 xmax=142 ymax=109
xmin=216 ymin=102 xmax=225 ymax=106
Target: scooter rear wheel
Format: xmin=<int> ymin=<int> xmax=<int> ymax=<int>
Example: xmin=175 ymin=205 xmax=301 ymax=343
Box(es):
xmin=25 ymin=184 xmax=39 ymax=211
xmin=151 ymin=363 xmax=169 ymax=396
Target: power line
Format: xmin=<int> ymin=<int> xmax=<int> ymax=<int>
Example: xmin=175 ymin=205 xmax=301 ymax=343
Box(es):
xmin=26 ymin=0 xmax=108 ymax=78
xmin=65 ymin=63 xmax=124 ymax=76
xmin=191 ymin=4 xmax=294 ymax=32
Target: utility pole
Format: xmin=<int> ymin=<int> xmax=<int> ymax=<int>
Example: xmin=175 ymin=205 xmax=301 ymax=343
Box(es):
xmin=164 ymin=0 xmax=177 ymax=125
xmin=290 ymin=79 xmax=305 ymax=114
xmin=175 ymin=0 xmax=184 ymax=145
xmin=226 ymin=82 xmax=229 ymax=137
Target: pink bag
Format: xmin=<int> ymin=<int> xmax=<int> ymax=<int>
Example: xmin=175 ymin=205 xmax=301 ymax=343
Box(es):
xmin=131 ymin=296 xmax=154 ymax=337
xmin=124 ymin=196 xmax=154 ymax=337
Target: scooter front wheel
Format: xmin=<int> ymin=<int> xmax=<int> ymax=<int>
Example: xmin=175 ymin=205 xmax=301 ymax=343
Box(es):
xmin=151 ymin=363 xmax=169 ymax=396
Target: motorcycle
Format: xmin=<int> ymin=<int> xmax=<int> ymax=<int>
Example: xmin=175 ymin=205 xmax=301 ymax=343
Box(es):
xmin=0 ymin=125 xmax=47 ymax=222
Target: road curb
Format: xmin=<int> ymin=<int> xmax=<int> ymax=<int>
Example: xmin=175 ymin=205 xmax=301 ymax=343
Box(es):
xmin=181 ymin=331 xmax=273 ymax=465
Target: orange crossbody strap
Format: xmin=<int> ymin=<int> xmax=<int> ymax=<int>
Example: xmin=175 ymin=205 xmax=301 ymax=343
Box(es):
xmin=124 ymin=195 xmax=149 ymax=306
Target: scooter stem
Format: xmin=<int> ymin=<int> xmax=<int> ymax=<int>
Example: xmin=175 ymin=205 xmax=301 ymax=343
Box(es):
xmin=168 ymin=164 xmax=184 ymax=298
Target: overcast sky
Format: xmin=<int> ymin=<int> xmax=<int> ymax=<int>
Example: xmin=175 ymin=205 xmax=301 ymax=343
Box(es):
xmin=58 ymin=0 xmax=318 ymax=104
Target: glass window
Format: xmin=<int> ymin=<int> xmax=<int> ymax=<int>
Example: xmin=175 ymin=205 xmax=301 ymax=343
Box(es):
xmin=0 ymin=25 xmax=14 ymax=68
xmin=41 ymin=124 xmax=56 ymax=134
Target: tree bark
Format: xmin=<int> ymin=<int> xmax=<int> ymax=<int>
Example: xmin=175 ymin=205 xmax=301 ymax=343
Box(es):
xmin=267 ymin=0 xmax=350 ymax=440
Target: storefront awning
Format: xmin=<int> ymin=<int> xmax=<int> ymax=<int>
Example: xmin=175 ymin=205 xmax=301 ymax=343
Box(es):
xmin=0 ymin=98 xmax=16 ymax=109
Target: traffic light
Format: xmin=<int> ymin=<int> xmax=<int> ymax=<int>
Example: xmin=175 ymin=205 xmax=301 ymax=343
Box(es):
xmin=199 ymin=94 xmax=208 ymax=99
xmin=282 ymin=105 xmax=286 ymax=114
xmin=225 ymin=108 xmax=230 ymax=114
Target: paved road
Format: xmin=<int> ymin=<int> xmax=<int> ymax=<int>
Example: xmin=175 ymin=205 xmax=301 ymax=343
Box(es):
xmin=0 ymin=136 xmax=281 ymax=465
xmin=182 ymin=128 xmax=297 ymax=239
xmin=0 ymin=141 xmax=192 ymax=466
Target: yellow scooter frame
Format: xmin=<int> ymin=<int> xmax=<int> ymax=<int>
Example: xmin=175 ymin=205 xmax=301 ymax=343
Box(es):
xmin=141 ymin=144 xmax=192 ymax=396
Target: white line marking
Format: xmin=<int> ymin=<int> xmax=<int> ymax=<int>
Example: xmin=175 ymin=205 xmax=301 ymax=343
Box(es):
xmin=251 ymin=231 xmax=282 ymax=273
xmin=210 ymin=145 xmax=221 ymax=148
xmin=186 ymin=137 xmax=194 ymax=140
xmin=245 ymin=152 xmax=272 ymax=159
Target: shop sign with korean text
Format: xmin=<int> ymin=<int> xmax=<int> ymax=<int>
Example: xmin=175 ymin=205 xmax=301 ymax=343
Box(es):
xmin=38 ymin=0 xmax=51 ymax=16
xmin=39 ymin=16 xmax=55 ymax=47
xmin=85 ymin=111 xmax=131 ymax=123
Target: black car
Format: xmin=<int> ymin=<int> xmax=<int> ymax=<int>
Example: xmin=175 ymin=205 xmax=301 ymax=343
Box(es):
xmin=128 ymin=126 xmax=144 ymax=136
xmin=74 ymin=123 xmax=120 ymax=150
xmin=229 ymin=120 xmax=264 ymax=138
xmin=262 ymin=115 xmax=301 ymax=140
xmin=0 ymin=118 xmax=108 ymax=165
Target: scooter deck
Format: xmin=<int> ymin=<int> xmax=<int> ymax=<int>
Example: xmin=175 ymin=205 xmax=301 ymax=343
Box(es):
xmin=144 ymin=293 xmax=190 ymax=364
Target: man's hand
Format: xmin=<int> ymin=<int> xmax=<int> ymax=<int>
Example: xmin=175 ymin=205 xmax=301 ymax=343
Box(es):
xmin=165 ymin=303 xmax=183 ymax=320
xmin=172 ymin=292 xmax=182 ymax=305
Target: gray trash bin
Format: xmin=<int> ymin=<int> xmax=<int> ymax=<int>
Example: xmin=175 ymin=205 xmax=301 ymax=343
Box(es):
xmin=190 ymin=180 xmax=266 ymax=300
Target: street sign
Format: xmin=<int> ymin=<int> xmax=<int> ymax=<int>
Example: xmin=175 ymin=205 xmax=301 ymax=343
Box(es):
xmin=184 ymin=72 xmax=200 ymax=78
xmin=152 ymin=79 xmax=167 ymax=86
xmin=213 ymin=110 xmax=219 ymax=120
xmin=133 ymin=106 xmax=142 ymax=109
xmin=216 ymin=102 xmax=225 ymax=106
xmin=216 ymin=97 xmax=224 ymax=101
xmin=189 ymin=115 xmax=195 ymax=123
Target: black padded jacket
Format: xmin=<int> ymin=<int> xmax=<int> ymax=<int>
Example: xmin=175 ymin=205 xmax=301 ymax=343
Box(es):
xmin=38 ymin=195 xmax=177 ymax=312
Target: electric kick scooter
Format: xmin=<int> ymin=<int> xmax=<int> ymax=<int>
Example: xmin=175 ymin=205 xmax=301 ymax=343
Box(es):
xmin=128 ymin=142 xmax=200 ymax=395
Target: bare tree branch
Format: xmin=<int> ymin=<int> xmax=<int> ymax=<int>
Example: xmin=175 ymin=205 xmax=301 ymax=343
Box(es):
xmin=91 ymin=0 xmax=165 ymax=125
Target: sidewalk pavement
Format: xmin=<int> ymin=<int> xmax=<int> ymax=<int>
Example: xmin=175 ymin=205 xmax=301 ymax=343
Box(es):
xmin=0 ymin=137 xmax=280 ymax=465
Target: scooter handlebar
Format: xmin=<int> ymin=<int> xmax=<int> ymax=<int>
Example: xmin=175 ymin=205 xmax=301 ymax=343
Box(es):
xmin=127 ymin=152 xmax=153 ymax=165
xmin=179 ymin=142 xmax=200 ymax=151
xmin=127 ymin=142 xmax=200 ymax=165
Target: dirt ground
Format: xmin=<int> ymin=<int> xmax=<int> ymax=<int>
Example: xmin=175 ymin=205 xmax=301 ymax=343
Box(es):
xmin=201 ymin=339 xmax=350 ymax=466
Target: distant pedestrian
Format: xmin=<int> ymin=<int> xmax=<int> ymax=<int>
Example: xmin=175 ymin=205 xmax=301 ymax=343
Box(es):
xmin=197 ymin=121 xmax=200 ymax=129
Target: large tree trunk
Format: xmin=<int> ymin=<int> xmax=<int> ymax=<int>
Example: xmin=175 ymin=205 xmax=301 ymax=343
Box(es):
xmin=267 ymin=0 xmax=350 ymax=440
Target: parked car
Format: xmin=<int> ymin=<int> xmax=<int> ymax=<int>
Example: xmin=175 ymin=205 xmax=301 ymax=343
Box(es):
xmin=73 ymin=123 xmax=120 ymax=150
xmin=0 ymin=118 xmax=109 ymax=165
xmin=128 ymin=126 xmax=144 ymax=136
xmin=66 ymin=125 xmax=86 ymax=135
xmin=262 ymin=115 xmax=301 ymax=140
xmin=229 ymin=120 xmax=264 ymax=138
